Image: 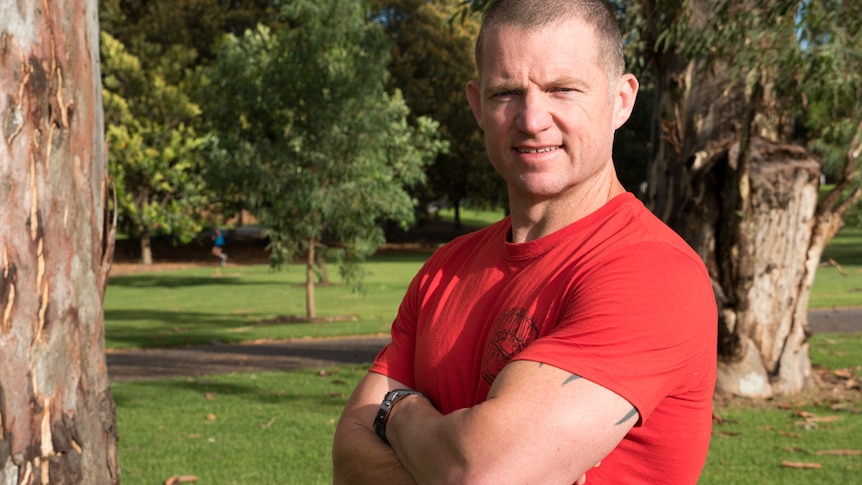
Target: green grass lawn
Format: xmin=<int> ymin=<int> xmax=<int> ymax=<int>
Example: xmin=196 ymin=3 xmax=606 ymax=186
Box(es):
xmin=105 ymin=252 xmax=428 ymax=349
xmin=108 ymin=219 xmax=862 ymax=484
xmin=813 ymin=227 xmax=862 ymax=308
xmin=112 ymin=334 xmax=862 ymax=484
xmin=113 ymin=365 xmax=367 ymax=484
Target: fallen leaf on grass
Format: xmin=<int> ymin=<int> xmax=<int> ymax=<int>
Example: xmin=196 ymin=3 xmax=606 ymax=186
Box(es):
xmin=204 ymin=392 xmax=216 ymax=401
xmin=206 ymin=413 xmax=217 ymax=421
xmin=808 ymin=415 xmax=841 ymax=423
xmin=781 ymin=461 xmax=821 ymax=469
xmin=777 ymin=400 xmax=809 ymax=410
xmin=794 ymin=411 xmax=841 ymax=429
xmin=815 ymin=449 xmax=862 ymax=456
xmin=164 ymin=475 xmax=199 ymax=485
xmin=834 ymin=369 xmax=854 ymax=379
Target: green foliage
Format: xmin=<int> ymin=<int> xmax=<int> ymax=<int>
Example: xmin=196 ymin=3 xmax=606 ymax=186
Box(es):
xmin=101 ymin=32 xmax=213 ymax=245
xmin=100 ymin=0 xmax=278 ymax=66
xmin=798 ymin=1 xmax=862 ymax=180
xmin=204 ymin=0 xmax=447 ymax=292
xmin=373 ymin=0 xmax=504 ymax=216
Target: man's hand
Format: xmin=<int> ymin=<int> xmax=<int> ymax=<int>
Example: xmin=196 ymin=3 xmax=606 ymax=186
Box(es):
xmin=332 ymin=373 xmax=417 ymax=484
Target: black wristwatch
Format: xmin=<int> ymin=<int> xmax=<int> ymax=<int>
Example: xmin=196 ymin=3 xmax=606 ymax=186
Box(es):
xmin=373 ymin=389 xmax=431 ymax=445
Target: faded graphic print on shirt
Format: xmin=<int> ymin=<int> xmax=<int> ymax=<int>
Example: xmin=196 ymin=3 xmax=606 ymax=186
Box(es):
xmin=482 ymin=307 xmax=539 ymax=384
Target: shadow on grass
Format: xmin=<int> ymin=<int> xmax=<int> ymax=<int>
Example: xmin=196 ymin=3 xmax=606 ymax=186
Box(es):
xmin=105 ymin=308 xmax=244 ymax=325
xmin=107 ymin=274 xmax=282 ymax=289
xmin=105 ymin=308 xmax=267 ymax=348
xmin=111 ymin=379 xmax=311 ymax=407
xmin=823 ymin=243 xmax=862 ymax=266
xmin=822 ymin=228 xmax=862 ymax=266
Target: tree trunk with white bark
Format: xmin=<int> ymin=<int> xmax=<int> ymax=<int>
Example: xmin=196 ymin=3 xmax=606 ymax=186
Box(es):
xmin=0 ymin=0 xmax=120 ymax=482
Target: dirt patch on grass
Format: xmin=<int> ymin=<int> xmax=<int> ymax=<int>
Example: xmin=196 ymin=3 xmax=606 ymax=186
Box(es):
xmin=713 ymin=366 xmax=862 ymax=413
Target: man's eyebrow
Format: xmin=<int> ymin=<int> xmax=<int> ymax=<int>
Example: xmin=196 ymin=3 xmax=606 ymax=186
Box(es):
xmin=484 ymin=81 xmax=522 ymax=95
xmin=484 ymin=76 xmax=588 ymax=95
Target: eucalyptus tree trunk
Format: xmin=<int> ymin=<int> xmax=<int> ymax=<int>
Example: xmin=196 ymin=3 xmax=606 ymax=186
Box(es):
xmin=644 ymin=9 xmax=833 ymax=396
xmin=306 ymin=237 xmax=317 ymax=320
xmin=0 ymin=0 xmax=120 ymax=482
xmin=140 ymin=229 xmax=153 ymax=265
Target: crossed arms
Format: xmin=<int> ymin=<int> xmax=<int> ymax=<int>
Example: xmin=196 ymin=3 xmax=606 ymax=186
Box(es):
xmin=331 ymin=359 xmax=637 ymax=484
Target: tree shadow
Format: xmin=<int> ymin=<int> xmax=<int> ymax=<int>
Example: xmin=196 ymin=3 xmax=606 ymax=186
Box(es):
xmin=107 ymin=274 xmax=281 ymax=288
xmin=105 ymin=308 xmax=271 ymax=348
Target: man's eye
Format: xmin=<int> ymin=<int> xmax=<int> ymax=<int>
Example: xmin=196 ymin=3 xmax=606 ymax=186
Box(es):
xmin=492 ymin=90 xmax=518 ymax=98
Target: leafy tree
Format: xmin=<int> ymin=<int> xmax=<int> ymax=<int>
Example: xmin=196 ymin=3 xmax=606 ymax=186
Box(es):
xmin=373 ymin=0 xmax=503 ymax=226
xmin=100 ymin=0 xmax=281 ymax=226
xmin=205 ymin=0 xmax=447 ymax=319
xmin=101 ymin=32 xmax=213 ymax=264
xmin=0 ymin=0 xmax=119 ymax=481
xmin=101 ymin=0 xmax=278 ymax=66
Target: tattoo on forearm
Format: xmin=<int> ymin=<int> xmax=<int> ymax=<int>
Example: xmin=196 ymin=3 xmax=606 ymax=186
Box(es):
xmin=562 ymin=374 xmax=582 ymax=386
xmin=615 ymin=407 xmax=638 ymax=425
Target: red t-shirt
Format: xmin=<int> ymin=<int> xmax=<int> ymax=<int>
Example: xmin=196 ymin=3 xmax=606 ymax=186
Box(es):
xmin=371 ymin=193 xmax=717 ymax=484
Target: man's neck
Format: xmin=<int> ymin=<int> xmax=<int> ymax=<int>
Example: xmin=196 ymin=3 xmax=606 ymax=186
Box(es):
xmin=508 ymin=178 xmax=626 ymax=244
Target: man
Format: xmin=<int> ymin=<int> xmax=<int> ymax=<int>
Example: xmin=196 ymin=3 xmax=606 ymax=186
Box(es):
xmin=332 ymin=0 xmax=717 ymax=483
xmin=211 ymin=227 xmax=228 ymax=266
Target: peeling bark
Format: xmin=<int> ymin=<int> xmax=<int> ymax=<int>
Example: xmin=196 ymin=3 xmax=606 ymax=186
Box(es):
xmin=0 ymin=0 xmax=119 ymax=483
xmin=714 ymin=139 xmax=820 ymax=396
xmin=645 ymin=33 xmax=827 ymax=396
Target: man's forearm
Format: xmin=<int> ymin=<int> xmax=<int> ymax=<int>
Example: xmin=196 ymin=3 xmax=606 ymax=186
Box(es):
xmin=386 ymin=395 xmax=481 ymax=484
xmin=332 ymin=415 xmax=417 ymax=484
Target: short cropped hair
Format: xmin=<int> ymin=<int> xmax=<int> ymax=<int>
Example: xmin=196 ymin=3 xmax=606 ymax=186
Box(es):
xmin=474 ymin=0 xmax=625 ymax=81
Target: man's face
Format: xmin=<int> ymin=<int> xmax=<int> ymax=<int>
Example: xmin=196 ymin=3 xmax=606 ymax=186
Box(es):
xmin=467 ymin=18 xmax=636 ymax=205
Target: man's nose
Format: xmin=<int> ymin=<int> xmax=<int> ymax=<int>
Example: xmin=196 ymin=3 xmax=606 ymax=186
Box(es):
xmin=515 ymin=91 xmax=553 ymax=134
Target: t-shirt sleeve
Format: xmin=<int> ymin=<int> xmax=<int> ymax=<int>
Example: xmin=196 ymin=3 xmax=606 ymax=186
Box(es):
xmin=513 ymin=241 xmax=717 ymax=425
xmin=368 ymin=266 xmax=425 ymax=387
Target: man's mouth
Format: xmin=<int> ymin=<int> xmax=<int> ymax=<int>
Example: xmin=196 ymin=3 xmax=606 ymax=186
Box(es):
xmin=516 ymin=146 xmax=561 ymax=154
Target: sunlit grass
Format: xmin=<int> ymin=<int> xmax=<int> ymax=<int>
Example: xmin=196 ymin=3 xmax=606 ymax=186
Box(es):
xmin=113 ymin=364 xmax=368 ymax=484
xmin=813 ymin=227 xmax=862 ymax=308
xmin=104 ymin=253 xmax=427 ymax=350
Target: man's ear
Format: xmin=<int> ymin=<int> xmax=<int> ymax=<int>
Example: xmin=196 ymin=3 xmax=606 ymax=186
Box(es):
xmin=466 ymin=80 xmax=484 ymax=131
xmin=612 ymin=73 xmax=639 ymax=130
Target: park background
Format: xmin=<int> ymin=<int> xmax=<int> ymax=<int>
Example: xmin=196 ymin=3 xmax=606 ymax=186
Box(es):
xmin=105 ymin=207 xmax=861 ymax=484
xmin=1 ymin=0 xmax=861 ymax=483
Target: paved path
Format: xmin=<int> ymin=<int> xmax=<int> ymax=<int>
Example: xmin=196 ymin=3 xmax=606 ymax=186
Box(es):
xmin=106 ymin=336 xmax=390 ymax=382
xmin=807 ymin=307 xmax=862 ymax=333
xmin=106 ymin=309 xmax=860 ymax=382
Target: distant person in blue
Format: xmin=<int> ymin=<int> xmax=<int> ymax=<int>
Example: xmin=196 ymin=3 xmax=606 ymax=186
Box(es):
xmin=211 ymin=228 xmax=228 ymax=266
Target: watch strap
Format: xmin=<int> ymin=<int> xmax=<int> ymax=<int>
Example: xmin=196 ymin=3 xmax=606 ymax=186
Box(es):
xmin=373 ymin=389 xmax=430 ymax=445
